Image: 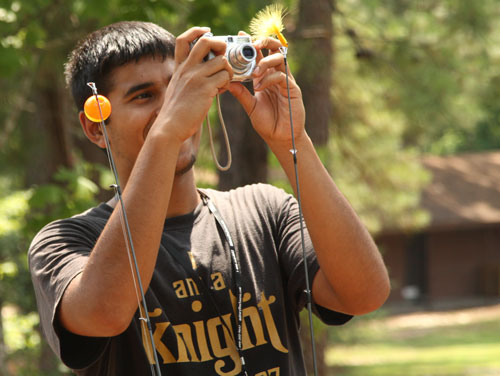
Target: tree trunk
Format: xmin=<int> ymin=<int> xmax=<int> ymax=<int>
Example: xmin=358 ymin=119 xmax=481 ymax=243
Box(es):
xmin=293 ymin=0 xmax=335 ymax=146
xmin=217 ymin=89 xmax=268 ymax=190
xmin=0 ymin=301 xmax=10 ymax=376
xmin=37 ymin=65 xmax=75 ymax=173
xmin=23 ymin=2 xmax=78 ymax=187
xmin=24 ymin=55 xmax=75 ymax=187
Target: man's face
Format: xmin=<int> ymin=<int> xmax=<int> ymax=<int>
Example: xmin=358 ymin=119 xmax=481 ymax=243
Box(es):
xmin=103 ymin=56 xmax=201 ymax=181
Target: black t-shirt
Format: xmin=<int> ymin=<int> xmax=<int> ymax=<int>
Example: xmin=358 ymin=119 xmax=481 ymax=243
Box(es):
xmin=29 ymin=184 xmax=352 ymax=375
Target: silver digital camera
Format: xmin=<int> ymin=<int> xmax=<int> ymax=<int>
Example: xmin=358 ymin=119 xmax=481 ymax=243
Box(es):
xmin=194 ymin=32 xmax=257 ymax=82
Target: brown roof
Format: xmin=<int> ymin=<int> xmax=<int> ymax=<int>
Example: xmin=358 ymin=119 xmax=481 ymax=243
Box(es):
xmin=421 ymin=151 xmax=500 ymax=230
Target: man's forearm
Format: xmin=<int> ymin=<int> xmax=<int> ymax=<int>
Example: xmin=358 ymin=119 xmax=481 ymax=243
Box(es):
xmin=269 ymin=133 xmax=390 ymax=314
xmin=59 ymin=132 xmax=182 ymax=336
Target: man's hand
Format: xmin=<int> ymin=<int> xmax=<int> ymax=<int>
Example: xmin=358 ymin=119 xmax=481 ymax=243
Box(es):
xmin=152 ymin=27 xmax=233 ymax=144
xmin=230 ymin=34 xmax=390 ymax=316
xmin=228 ymin=35 xmax=306 ymax=148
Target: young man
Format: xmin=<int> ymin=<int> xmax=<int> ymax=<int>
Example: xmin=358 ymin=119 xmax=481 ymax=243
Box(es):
xmin=29 ymin=21 xmax=390 ymax=375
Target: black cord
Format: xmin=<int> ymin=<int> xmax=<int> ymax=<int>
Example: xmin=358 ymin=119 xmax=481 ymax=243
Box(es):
xmin=87 ymin=83 xmax=162 ymax=376
xmin=281 ymin=53 xmax=319 ymax=376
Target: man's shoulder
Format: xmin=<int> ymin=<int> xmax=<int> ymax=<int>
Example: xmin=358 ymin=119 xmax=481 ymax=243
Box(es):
xmin=203 ymin=183 xmax=290 ymax=203
xmin=48 ymin=203 xmax=111 ymax=230
xmin=199 ymin=183 xmax=293 ymax=222
xmin=29 ymin=203 xmax=111 ymax=253
xmin=71 ymin=202 xmax=112 ymax=221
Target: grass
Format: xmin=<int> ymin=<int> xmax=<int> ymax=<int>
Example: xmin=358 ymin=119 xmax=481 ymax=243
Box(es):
xmin=325 ymin=305 xmax=500 ymax=376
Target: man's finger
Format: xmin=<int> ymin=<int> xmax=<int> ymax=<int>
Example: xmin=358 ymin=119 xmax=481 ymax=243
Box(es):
xmin=253 ymin=53 xmax=287 ymax=77
xmin=254 ymin=37 xmax=283 ymax=53
xmin=175 ymin=27 xmax=211 ymax=64
xmin=253 ymin=71 xmax=286 ymax=92
xmin=187 ymin=36 xmax=227 ymax=66
xmin=228 ymin=82 xmax=256 ymax=116
xmin=202 ymin=55 xmax=234 ymax=81
xmin=210 ymin=69 xmax=233 ymax=91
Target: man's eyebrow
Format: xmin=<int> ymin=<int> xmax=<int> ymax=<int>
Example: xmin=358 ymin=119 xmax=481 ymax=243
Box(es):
xmin=124 ymin=82 xmax=154 ymax=98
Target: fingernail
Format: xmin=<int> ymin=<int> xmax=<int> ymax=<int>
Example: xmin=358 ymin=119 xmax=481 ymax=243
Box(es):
xmin=253 ymin=66 xmax=261 ymax=76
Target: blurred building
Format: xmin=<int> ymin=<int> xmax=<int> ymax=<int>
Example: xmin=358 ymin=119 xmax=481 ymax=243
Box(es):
xmin=377 ymin=151 xmax=500 ymax=309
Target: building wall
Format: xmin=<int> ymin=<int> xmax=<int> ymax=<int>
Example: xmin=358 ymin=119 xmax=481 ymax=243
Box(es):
xmin=376 ymin=225 xmax=500 ymax=305
xmin=427 ymin=227 xmax=500 ymax=300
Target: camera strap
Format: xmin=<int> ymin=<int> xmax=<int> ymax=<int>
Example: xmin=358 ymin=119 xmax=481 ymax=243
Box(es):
xmin=163 ymin=190 xmax=248 ymax=375
xmin=205 ymin=94 xmax=232 ymax=171
xmin=198 ymin=189 xmax=248 ymax=375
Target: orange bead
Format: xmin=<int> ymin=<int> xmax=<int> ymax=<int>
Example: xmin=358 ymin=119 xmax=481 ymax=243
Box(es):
xmin=84 ymin=95 xmax=112 ymax=122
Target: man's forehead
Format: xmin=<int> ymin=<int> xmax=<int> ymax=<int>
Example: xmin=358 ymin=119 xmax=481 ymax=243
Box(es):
xmin=107 ymin=56 xmax=175 ymax=95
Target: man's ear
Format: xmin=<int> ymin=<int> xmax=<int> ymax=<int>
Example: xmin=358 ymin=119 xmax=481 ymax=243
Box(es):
xmin=79 ymin=111 xmax=106 ymax=148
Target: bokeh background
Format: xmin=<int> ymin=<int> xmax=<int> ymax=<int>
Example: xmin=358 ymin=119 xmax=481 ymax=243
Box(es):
xmin=1 ymin=0 xmax=500 ymax=375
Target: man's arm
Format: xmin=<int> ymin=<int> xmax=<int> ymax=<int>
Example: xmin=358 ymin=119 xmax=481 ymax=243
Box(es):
xmin=229 ymin=37 xmax=390 ymax=315
xmin=270 ymin=135 xmax=390 ymax=315
xmin=58 ymin=28 xmax=233 ymax=337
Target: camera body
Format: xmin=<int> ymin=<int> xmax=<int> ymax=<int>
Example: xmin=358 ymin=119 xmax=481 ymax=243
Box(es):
xmin=195 ymin=32 xmax=257 ymax=82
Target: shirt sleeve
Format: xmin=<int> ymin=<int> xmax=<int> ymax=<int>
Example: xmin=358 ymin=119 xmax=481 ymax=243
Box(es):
xmin=273 ymin=187 xmax=353 ymax=326
xmin=28 ymin=216 xmax=110 ymax=369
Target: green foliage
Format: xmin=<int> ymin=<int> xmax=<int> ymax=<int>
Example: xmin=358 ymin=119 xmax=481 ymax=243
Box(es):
xmin=4 ymin=311 xmax=40 ymax=352
xmin=455 ymin=74 xmax=500 ymax=151
xmin=0 ymin=189 xmax=30 ymax=236
xmin=186 ymin=0 xmax=291 ymax=33
xmin=0 ymin=162 xmax=103 ymax=312
xmin=25 ymin=163 xmax=100 ymax=238
xmin=318 ymin=0 xmax=500 ymax=231
xmin=0 ymin=187 xmax=34 ymax=311
xmin=336 ymin=0 xmax=499 ymax=155
xmin=321 ymin=22 xmax=431 ymax=232
xmin=0 ymin=162 xmax=102 ymax=374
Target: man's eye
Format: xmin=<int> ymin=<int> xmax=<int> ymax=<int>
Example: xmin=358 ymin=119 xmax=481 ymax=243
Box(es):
xmin=134 ymin=92 xmax=152 ymax=100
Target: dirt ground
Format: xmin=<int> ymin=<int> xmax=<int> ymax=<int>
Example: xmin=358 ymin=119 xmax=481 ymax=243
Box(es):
xmin=384 ymin=303 xmax=500 ymax=330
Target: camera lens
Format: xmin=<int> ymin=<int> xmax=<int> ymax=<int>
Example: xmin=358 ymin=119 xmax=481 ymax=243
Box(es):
xmin=242 ymin=45 xmax=256 ymax=59
xmin=227 ymin=42 xmax=256 ymax=80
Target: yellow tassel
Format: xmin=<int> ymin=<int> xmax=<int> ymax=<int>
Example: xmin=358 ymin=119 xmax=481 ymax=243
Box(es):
xmin=249 ymin=4 xmax=289 ymax=47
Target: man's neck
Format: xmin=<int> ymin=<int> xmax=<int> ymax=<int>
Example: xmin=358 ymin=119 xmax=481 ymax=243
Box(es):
xmin=166 ymin=169 xmax=200 ymax=218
